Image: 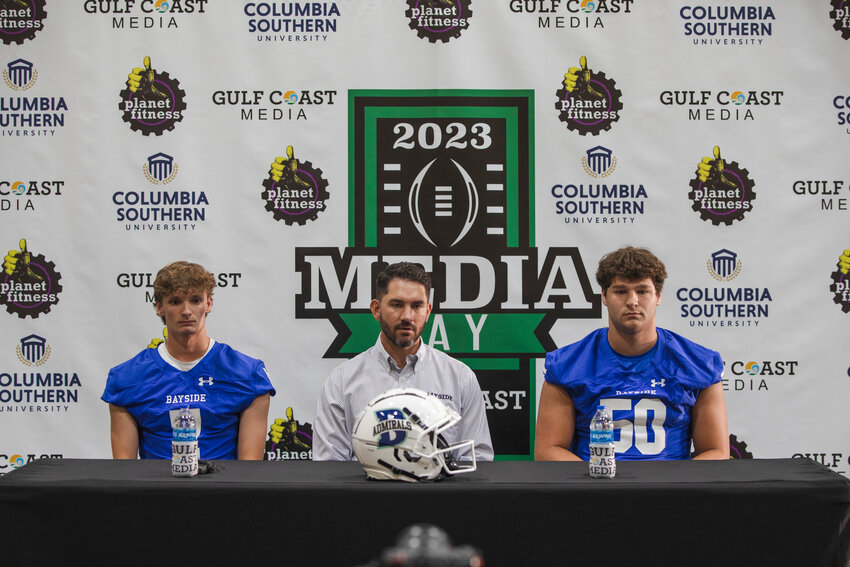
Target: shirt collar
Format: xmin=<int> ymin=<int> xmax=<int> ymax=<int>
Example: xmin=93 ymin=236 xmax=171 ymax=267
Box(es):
xmin=372 ymin=335 xmax=429 ymax=372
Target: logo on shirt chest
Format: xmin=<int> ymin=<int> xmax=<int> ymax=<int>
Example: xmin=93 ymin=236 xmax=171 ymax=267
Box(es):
xmin=198 ymin=376 xmax=213 ymax=386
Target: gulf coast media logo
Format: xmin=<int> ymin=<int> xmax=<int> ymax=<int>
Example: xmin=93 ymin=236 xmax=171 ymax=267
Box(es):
xmin=1 ymin=59 xmax=69 ymax=138
xmin=211 ymin=88 xmax=336 ymax=122
xmin=791 ymin=178 xmax=848 ymax=213
xmin=660 ymin=89 xmax=783 ymax=122
xmin=117 ymin=270 xmax=242 ymax=303
xmin=295 ymin=90 xmax=603 ymax=458
xmin=549 ymin=146 xmax=648 ymax=225
xmin=680 ymin=4 xmax=776 ymax=46
xmin=0 ymin=0 xmax=47 ymax=45
xmin=112 ymin=152 xmax=209 ymax=231
xmin=721 ymin=358 xmax=798 ymax=392
xmin=508 ymin=0 xmax=635 ymax=31
xmin=244 ymin=2 xmax=340 ymax=43
xmin=0 ymin=453 xmax=62 ymax=476
xmin=1 ymin=178 xmax=64 ymax=214
xmin=1 ymin=335 xmax=81 ymax=413
xmin=555 ymin=56 xmax=622 ymax=135
xmin=83 ymin=0 xmax=208 ymax=30
xmin=404 ymin=0 xmax=471 ymax=43
xmin=0 ymin=239 xmax=62 ymax=319
xmin=676 ymin=249 xmax=772 ymax=328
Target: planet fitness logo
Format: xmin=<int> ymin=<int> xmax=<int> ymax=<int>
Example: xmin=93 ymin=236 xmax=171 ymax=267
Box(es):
xmin=118 ymin=56 xmax=186 ymax=136
xmin=555 ymin=56 xmax=622 ymax=135
xmin=830 ymin=0 xmax=850 ymax=40
xmin=829 ymin=249 xmax=850 ymax=313
xmin=265 ymin=407 xmax=313 ymax=460
xmin=262 ymin=145 xmax=329 ymax=225
xmin=688 ymin=145 xmax=756 ymax=225
xmin=405 ymin=0 xmax=471 ymax=43
xmin=0 ymin=239 xmax=62 ymax=319
xmin=729 ymin=434 xmax=753 ymax=459
xmin=0 ymin=0 xmax=47 ymax=45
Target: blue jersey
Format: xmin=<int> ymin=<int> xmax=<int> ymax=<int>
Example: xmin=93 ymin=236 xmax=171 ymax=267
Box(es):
xmin=103 ymin=342 xmax=275 ymax=460
xmin=544 ymin=328 xmax=722 ymax=461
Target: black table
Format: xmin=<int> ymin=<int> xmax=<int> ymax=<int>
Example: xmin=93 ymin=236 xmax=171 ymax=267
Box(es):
xmin=1 ymin=458 xmax=848 ymax=567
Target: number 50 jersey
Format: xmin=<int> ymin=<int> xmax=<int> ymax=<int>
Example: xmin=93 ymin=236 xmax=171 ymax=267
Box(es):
xmin=544 ymin=328 xmax=723 ymax=460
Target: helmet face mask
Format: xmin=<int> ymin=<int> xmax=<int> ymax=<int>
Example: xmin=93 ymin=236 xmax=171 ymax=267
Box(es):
xmin=352 ymin=388 xmax=477 ymax=482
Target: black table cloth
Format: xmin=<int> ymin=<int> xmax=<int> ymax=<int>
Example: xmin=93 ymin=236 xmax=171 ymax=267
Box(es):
xmin=1 ymin=458 xmax=848 ymax=566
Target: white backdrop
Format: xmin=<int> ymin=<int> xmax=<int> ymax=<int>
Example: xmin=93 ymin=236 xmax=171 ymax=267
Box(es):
xmin=1 ymin=0 xmax=849 ymax=474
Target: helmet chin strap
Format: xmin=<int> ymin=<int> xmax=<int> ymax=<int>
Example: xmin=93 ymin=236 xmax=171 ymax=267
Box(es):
xmin=377 ymin=458 xmax=436 ymax=482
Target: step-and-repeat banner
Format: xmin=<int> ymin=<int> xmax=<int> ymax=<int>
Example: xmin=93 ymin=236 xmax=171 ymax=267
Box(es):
xmin=2 ymin=1 xmax=849 ymax=474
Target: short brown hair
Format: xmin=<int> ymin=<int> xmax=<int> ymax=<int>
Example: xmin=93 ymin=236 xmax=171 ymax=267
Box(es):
xmin=375 ymin=262 xmax=431 ymax=300
xmin=153 ymin=261 xmax=215 ymax=306
xmin=596 ymin=246 xmax=667 ymax=294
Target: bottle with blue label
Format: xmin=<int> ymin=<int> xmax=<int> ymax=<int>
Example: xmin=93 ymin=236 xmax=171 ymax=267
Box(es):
xmin=589 ymin=405 xmax=615 ymax=479
xmin=172 ymin=407 xmax=198 ymax=477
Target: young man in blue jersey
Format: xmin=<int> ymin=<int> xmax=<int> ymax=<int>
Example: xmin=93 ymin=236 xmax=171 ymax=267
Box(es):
xmin=103 ymin=261 xmax=275 ymax=460
xmin=535 ymin=246 xmax=729 ymax=461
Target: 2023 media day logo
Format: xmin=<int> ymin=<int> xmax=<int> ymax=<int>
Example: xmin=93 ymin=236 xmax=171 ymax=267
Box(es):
xmin=293 ymin=90 xmax=602 ymax=458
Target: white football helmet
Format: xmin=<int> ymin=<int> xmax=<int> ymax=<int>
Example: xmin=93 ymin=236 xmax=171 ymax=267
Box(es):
xmin=352 ymin=388 xmax=477 ymax=482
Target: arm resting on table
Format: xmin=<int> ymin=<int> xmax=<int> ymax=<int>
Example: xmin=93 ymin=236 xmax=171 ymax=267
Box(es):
xmin=535 ymin=381 xmax=582 ymax=461
xmin=238 ymin=393 xmax=271 ymax=460
xmin=109 ymin=403 xmax=139 ymax=459
xmin=691 ymin=382 xmax=730 ymax=460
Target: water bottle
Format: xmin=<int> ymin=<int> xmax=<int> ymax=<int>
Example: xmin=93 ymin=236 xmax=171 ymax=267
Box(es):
xmin=589 ymin=405 xmax=615 ymax=478
xmin=172 ymin=407 xmax=198 ymax=477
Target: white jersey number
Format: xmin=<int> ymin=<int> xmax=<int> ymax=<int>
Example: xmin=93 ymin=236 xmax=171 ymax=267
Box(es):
xmin=600 ymin=398 xmax=667 ymax=455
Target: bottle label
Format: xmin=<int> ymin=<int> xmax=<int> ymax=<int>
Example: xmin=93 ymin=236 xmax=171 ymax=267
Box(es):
xmin=589 ymin=429 xmax=613 ymax=444
xmin=172 ymin=440 xmax=198 ymax=477
xmin=588 ymin=444 xmax=616 ymax=478
xmin=173 ymin=428 xmax=197 ymax=442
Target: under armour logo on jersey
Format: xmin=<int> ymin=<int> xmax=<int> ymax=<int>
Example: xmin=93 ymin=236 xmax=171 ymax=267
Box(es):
xmin=198 ymin=377 xmax=214 ymax=386
xmin=650 ymin=379 xmax=666 ymax=388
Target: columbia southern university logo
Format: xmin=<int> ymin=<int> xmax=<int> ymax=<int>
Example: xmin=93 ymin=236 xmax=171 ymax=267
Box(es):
xmin=265 ymin=406 xmax=313 ymax=460
xmin=2 ymin=334 xmax=81 ymax=412
xmin=0 ymin=0 xmax=47 ymax=45
xmin=17 ymin=334 xmax=50 ymax=366
xmin=405 ymin=0 xmax=471 ymax=43
xmin=294 ymin=90 xmax=602 ymax=458
xmin=0 ymin=239 xmax=62 ymax=318
xmin=833 ymin=94 xmax=850 ymax=134
xmin=830 ymin=0 xmax=850 ymax=40
xmin=550 ymin=145 xmax=648 ymax=225
xmin=659 ymin=89 xmax=784 ymax=122
xmin=83 ymin=0 xmax=208 ymax=30
xmin=113 ymin=152 xmax=209 ymax=231
xmin=829 ymin=249 xmax=850 ymax=313
xmin=118 ymin=56 xmax=186 ymax=135
xmin=680 ymin=5 xmax=775 ymax=46
xmin=244 ymin=2 xmax=340 ymax=43
xmin=508 ymin=0 xmax=635 ymax=30
xmin=262 ymin=145 xmax=329 ymax=225
xmin=689 ymin=146 xmax=756 ymax=225
xmin=1 ymin=59 xmax=69 ymax=138
xmin=212 ymin=89 xmax=337 ymax=122
xmin=677 ymin=249 xmax=772 ymax=329
xmin=555 ymin=56 xmax=622 ymax=135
